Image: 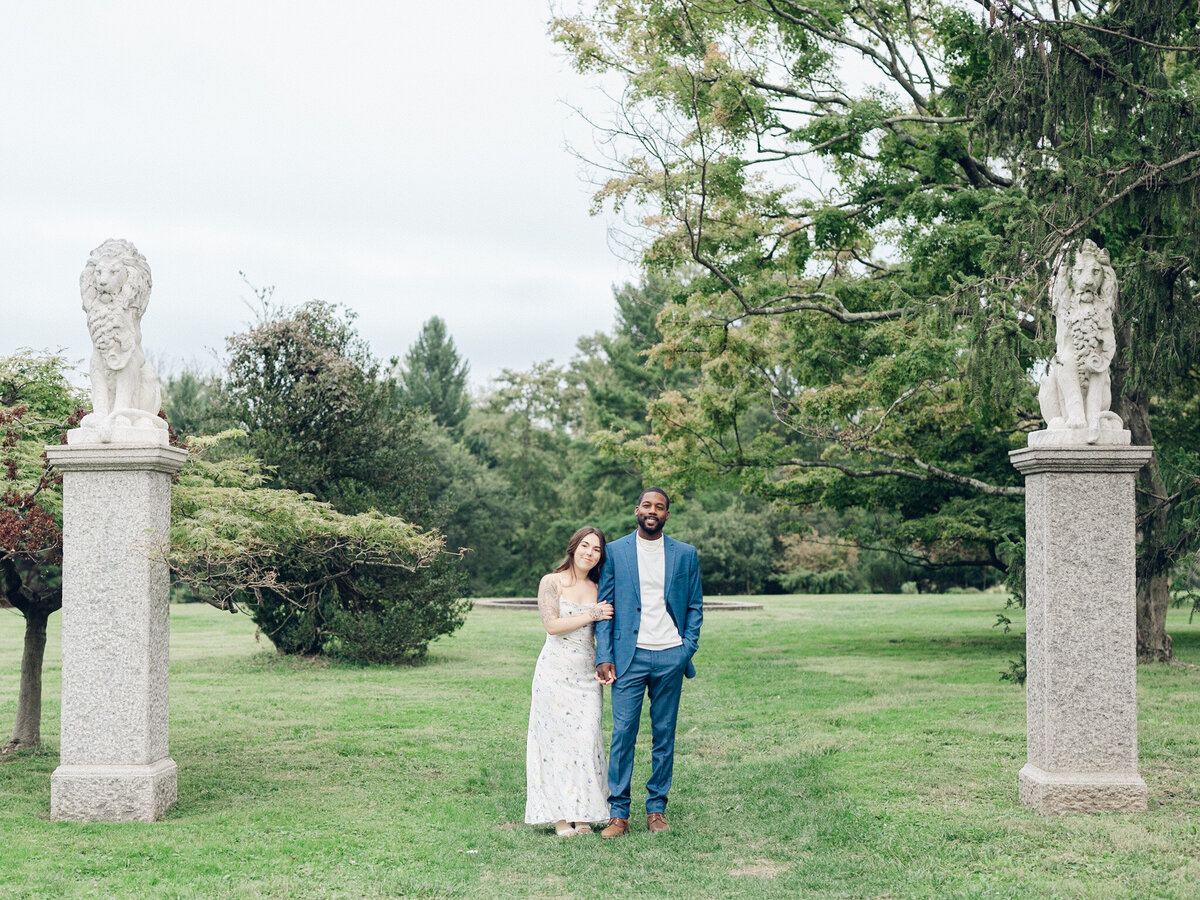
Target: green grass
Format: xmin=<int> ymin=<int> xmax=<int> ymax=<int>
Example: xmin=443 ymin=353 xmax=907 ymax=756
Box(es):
xmin=1 ymin=593 xmax=1198 ymax=899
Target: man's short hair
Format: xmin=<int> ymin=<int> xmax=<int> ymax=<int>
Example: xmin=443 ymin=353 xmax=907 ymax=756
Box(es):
xmin=638 ymin=486 xmax=671 ymax=510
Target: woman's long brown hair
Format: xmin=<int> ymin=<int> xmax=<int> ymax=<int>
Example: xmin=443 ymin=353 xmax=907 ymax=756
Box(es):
xmin=552 ymin=526 xmax=607 ymax=584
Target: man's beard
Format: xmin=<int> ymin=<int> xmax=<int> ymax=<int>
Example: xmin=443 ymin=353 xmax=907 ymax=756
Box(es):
xmin=637 ymin=514 xmax=664 ymax=535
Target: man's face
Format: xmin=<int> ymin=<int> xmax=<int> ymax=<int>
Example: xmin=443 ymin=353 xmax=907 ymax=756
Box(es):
xmin=635 ymin=492 xmax=669 ymax=536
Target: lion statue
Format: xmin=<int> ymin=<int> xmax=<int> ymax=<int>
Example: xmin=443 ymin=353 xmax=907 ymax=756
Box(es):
xmin=1036 ymin=239 xmax=1124 ymax=445
xmin=79 ymin=239 xmax=166 ymax=437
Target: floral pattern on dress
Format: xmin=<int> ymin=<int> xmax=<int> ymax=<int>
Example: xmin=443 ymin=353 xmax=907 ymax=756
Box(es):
xmin=524 ymin=575 xmax=609 ymax=825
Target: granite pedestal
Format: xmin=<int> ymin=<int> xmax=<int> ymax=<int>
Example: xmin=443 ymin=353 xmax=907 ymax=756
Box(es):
xmin=44 ymin=441 xmax=187 ymax=822
xmin=1010 ymin=445 xmax=1152 ymax=814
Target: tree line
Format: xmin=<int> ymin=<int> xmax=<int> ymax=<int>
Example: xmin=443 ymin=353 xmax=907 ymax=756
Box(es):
xmin=3 ymin=284 xmax=961 ymax=753
xmin=165 ymin=283 xmax=963 ymax=602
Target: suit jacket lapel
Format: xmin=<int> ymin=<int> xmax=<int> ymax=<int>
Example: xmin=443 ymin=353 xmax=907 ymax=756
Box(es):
xmin=663 ymin=537 xmax=678 ymax=592
xmin=626 ymin=536 xmax=642 ymax=605
xmin=663 ymin=537 xmax=680 ymax=623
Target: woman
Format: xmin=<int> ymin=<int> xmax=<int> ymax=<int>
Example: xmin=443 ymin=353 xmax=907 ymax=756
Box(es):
xmin=525 ymin=527 xmax=614 ymax=836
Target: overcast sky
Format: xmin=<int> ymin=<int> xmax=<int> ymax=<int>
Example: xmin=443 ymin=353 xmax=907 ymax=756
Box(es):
xmin=2 ymin=2 xmax=634 ymax=387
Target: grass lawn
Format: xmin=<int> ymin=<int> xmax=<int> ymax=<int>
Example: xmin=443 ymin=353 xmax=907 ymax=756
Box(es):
xmin=1 ymin=593 xmax=1198 ymax=899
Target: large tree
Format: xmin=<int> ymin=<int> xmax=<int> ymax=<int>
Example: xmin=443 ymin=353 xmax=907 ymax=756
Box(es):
xmin=554 ymin=0 xmax=1200 ymax=658
xmin=976 ymin=0 xmax=1200 ymax=660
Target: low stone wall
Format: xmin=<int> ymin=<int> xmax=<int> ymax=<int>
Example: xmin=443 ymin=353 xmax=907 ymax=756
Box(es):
xmin=473 ymin=598 xmax=762 ymax=611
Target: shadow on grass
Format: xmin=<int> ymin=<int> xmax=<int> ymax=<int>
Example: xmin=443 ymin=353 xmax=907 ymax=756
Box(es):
xmin=812 ymin=630 xmax=1027 ymax=660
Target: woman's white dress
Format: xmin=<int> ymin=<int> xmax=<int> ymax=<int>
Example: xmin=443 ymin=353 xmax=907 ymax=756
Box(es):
xmin=524 ymin=575 xmax=610 ymax=825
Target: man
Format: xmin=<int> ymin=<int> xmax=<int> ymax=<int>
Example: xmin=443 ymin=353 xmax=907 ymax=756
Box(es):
xmin=594 ymin=487 xmax=704 ymax=837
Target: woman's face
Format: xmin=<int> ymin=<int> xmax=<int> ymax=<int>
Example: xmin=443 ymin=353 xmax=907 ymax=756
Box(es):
xmin=573 ymin=534 xmax=603 ymax=573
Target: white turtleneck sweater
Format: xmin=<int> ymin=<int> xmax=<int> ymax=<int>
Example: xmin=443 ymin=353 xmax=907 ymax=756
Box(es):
xmin=635 ymin=534 xmax=682 ymax=650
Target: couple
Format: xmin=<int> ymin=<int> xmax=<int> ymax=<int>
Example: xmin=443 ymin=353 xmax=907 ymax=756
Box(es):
xmin=524 ymin=488 xmax=704 ymax=838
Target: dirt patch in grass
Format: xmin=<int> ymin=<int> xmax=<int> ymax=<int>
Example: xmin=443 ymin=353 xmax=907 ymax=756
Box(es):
xmin=730 ymin=859 xmax=788 ymax=878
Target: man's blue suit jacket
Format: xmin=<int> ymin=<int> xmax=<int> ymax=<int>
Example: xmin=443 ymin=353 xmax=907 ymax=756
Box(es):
xmin=595 ymin=532 xmax=703 ymax=680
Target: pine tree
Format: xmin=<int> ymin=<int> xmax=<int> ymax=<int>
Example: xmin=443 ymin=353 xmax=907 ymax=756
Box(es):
xmin=397 ymin=317 xmax=470 ymax=432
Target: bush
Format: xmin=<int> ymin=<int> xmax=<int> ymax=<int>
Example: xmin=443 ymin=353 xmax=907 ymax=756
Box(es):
xmin=172 ymin=446 xmax=470 ymax=663
xmin=774 ymin=567 xmax=860 ymax=594
xmin=247 ymin=562 xmax=470 ymax=664
xmin=324 ymin=562 xmax=470 ymax=664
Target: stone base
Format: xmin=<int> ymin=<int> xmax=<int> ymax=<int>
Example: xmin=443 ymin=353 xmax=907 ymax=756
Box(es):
xmin=1027 ymin=427 xmax=1130 ymax=448
xmin=1019 ymin=764 xmax=1147 ymax=815
xmin=66 ymin=424 xmax=169 ymax=447
xmin=51 ymin=758 xmax=177 ymax=822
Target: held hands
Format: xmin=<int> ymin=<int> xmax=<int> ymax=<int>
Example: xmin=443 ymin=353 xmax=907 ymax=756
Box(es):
xmin=591 ymin=603 xmax=614 ymax=684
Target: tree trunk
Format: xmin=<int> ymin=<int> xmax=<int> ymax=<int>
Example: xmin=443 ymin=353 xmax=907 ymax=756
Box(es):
xmin=1112 ymin=377 xmax=1173 ymax=662
xmin=1136 ymin=573 xmax=1173 ymax=663
xmin=4 ymin=607 xmax=49 ymax=752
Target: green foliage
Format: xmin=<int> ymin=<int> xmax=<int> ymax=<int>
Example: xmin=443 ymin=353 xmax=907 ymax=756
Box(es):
xmin=415 ymin=426 xmax=520 ymax=596
xmin=670 ymin=496 xmax=777 ymax=595
xmin=1000 ymin=652 xmax=1028 ymax=686
xmin=171 ymin=436 xmax=469 ymax=663
xmin=216 ymin=303 xmax=469 ymax=654
xmin=223 ymin=300 xmax=437 ymax=519
xmin=460 ymin=362 xmax=583 ymax=595
xmin=554 ymin=1 xmax=1033 ymax=588
xmin=161 ymin=368 xmax=233 ymax=438
xmin=396 ymin=316 xmax=471 ymax=432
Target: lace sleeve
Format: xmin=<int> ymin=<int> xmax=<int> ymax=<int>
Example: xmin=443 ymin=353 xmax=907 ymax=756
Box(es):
xmin=537 ymin=574 xmax=561 ymax=632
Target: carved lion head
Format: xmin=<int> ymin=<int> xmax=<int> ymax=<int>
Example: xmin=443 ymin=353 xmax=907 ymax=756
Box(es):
xmin=1050 ymin=238 xmax=1117 ymax=316
xmin=80 ymin=238 xmax=152 ymax=318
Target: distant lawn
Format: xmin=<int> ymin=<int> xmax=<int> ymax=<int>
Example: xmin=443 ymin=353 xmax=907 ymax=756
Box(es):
xmin=1 ymin=593 xmax=1198 ymax=899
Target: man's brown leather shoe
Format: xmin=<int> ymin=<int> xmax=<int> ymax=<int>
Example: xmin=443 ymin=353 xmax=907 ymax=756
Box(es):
xmin=646 ymin=812 xmax=670 ymax=833
xmin=601 ymin=817 xmax=630 ymax=839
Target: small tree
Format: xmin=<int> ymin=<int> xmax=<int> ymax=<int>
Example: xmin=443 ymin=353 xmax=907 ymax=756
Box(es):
xmin=171 ymin=436 xmax=469 ymax=664
xmin=0 ymin=353 xmax=83 ymax=752
xmin=220 ymin=301 xmax=469 ymax=651
xmin=396 ymin=316 xmax=471 ymax=433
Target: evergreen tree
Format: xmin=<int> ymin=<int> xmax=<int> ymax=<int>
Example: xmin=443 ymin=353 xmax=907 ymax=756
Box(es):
xmin=397 ymin=316 xmax=470 ymax=433
xmin=974 ymin=0 xmax=1200 ymax=661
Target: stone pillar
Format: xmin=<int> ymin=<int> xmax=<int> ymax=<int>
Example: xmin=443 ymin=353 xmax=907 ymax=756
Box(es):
xmin=44 ymin=442 xmax=187 ymax=822
xmin=1009 ymin=445 xmax=1152 ymax=814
